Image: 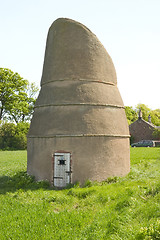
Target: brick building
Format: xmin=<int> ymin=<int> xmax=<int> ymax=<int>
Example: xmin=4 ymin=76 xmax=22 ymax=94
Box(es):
xmin=129 ymin=109 xmax=159 ymax=143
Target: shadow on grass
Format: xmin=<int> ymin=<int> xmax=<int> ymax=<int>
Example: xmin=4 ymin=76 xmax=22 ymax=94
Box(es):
xmin=0 ymin=171 xmax=120 ymax=195
xmin=0 ymin=171 xmax=54 ymax=194
xmin=0 ymin=171 xmax=81 ymax=194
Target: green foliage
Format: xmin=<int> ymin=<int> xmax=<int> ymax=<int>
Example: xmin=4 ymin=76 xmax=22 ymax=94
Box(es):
xmin=0 ymin=121 xmax=29 ymax=150
xmin=1 ymin=148 xmax=160 ymax=239
xmin=136 ymin=104 xmax=151 ymax=122
xmin=102 ymin=176 xmax=118 ymax=184
xmin=125 ymin=106 xmax=137 ymax=125
xmin=137 ymin=220 xmax=160 ymax=239
xmin=152 ymin=128 xmax=160 ymax=140
xmin=0 ymin=68 xmax=38 ymax=123
xmin=150 ymin=109 xmax=160 ymax=126
xmin=125 ymin=104 xmax=160 ymax=127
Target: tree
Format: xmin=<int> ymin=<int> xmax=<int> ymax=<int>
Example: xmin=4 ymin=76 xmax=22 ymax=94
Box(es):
xmin=125 ymin=106 xmax=137 ymax=125
xmin=0 ymin=121 xmax=30 ymax=149
xmin=150 ymin=109 xmax=160 ymax=126
xmin=0 ymin=68 xmax=38 ymax=123
xmin=135 ymin=104 xmax=151 ymax=122
xmin=135 ymin=104 xmax=160 ymax=126
xmin=125 ymin=104 xmax=160 ymax=127
xmin=152 ymin=128 xmax=160 ymax=140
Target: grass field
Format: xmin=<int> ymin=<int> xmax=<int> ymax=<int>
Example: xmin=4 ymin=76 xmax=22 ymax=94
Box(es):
xmin=0 ymin=148 xmax=160 ymax=239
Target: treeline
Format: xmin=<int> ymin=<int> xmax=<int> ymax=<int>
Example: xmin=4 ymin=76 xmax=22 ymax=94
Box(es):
xmin=0 ymin=122 xmax=29 ymax=150
xmin=0 ymin=68 xmax=38 ymax=150
xmin=125 ymin=104 xmax=160 ymax=126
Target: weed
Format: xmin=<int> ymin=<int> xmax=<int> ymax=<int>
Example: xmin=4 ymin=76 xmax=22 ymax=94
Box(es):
xmin=102 ymin=176 xmax=118 ymax=184
xmin=144 ymin=184 xmax=160 ymax=197
xmin=83 ymin=179 xmax=93 ymax=187
xmin=67 ymin=187 xmax=96 ymax=199
xmin=137 ymin=219 xmax=160 ymax=239
xmin=115 ymin=199 xmax=131 ymax=211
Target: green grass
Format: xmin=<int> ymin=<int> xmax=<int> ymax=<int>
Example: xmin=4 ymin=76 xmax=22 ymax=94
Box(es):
xmin=0 ymin=148 xmax=160 ymax=239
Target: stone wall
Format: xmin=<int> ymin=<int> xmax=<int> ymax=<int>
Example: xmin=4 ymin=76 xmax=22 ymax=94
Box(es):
xmin=27 ymin=136 xmax=130 ymax=184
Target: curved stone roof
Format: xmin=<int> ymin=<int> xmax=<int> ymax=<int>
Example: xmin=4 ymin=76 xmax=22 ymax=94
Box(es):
xmin=41 ymin=18 xmax=117 ymax=86
xmin=28 ymin=18 xmax=129 ymax=138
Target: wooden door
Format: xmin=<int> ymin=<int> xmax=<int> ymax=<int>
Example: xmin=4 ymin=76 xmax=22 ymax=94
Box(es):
xmin=53 ymin=152 xmax=71 ymax=187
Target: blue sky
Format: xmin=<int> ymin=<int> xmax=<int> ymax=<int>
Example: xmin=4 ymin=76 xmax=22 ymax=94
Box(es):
xmin=1 ymin=0 xmax=160 ymax=109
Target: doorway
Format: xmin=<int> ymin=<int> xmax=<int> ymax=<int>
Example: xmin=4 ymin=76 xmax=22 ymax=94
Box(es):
xmin=53 ymin=152 xmax=71 ymax=188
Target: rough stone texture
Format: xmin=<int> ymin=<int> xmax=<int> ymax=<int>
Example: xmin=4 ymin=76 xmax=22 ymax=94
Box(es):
xmin=40 ymin=18 xmax=117 ymax=85
xmin=27 ymin=137 xmax=130 ymax=183
xmin=27 ymin=18 xmax=130 ymax=185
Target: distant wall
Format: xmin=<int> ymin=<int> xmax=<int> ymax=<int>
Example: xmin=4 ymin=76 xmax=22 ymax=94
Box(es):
xmin=129 ymin=119 xmax=155 ymax=143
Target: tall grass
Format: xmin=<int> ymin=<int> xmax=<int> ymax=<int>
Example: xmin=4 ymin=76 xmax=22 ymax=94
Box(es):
xmin=0 ymin=148 xmax=160 ymax=239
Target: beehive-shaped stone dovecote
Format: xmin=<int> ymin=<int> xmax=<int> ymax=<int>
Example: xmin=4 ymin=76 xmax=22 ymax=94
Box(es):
xmin=27 ymin=18 xmax=130 ymax=187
